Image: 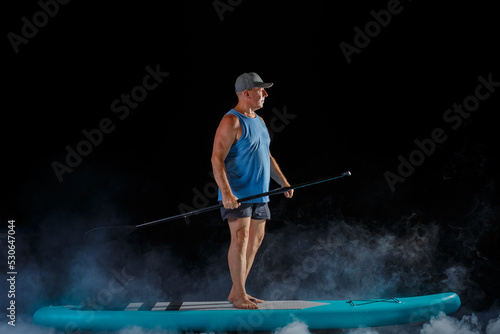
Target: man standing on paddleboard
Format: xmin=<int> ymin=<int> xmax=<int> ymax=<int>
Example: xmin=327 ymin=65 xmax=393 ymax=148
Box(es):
xmin=212 ymin=72 xmax=293 ymax=310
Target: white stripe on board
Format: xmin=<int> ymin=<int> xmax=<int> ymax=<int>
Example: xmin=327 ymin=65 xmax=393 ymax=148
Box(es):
xmin=152 ymin=302 xmax=170 ymax=311
xmin=125 ymin=302 xmax=143 ymax=311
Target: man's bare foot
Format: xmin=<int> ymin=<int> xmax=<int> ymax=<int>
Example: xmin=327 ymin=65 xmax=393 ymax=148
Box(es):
xmin=247 ymin=294 xmax=264 ymax=303
xmin=233 ymin=296 xmax=258 ymax=309
xmin=228 ymin=288 xmax=264 ymax=304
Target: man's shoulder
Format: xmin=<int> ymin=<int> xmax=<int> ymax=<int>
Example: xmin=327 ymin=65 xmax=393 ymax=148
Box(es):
xmin=223 ymin=112 xmax=238 ymax=120
xmin=222 ymin=113 xmax=240 ymax=125
xmin=219 ymin=113 xmax=241 ymax=132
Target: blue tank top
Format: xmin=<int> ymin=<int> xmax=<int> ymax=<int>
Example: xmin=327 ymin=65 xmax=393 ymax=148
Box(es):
xmin=218 ymin=109 xmax=271 ymax=203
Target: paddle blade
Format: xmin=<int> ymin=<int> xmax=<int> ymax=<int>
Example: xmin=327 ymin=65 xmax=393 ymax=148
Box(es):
xmin=84 ymin=226 xmax=137 ymax=245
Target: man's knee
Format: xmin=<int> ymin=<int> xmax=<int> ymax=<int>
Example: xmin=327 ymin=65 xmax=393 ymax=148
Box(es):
xmin=234 ymin=227 xmax=249 ymax=244
xmin=250 ymin=220 xmax=265 ymax=247
xmin=254 ymin=233 xmax=265 ymax=249
xmin=229 ymin=218 xmax=250 ymax=245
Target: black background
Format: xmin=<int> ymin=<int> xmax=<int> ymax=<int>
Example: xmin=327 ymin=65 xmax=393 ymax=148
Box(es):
xmin=2 ymin=0 xmax=500 ymax=332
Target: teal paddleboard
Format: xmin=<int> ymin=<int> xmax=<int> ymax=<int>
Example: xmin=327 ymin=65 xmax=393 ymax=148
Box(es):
xmin=33 ymin=292 xmax=460 ymax=332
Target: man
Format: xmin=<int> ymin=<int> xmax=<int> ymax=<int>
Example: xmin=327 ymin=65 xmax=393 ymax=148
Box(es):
xmin=211 ymin=72 xmax=293 ymax=310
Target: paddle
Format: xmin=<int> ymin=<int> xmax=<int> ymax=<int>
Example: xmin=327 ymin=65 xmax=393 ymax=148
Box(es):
xmin=84 ymin=171 xmax=351 ymax=245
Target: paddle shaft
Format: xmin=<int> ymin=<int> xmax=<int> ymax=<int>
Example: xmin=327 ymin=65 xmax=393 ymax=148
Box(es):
xmin=136 ymin=171 xmax=351 ymax=229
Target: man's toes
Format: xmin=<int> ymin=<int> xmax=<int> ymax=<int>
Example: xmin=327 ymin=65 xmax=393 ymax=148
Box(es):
xmin=233 ymin=297 xmax=258 ymax=309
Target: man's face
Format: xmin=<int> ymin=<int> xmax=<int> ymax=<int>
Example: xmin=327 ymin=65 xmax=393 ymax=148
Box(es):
xmin=248 ymin=87 xmax=268 ymax=110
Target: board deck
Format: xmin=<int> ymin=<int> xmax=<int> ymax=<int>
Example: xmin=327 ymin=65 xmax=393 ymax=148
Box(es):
xmin=33 ymin=292 xmax=460 ymax=332
xmin=124 ymin=300 xmax=329 ymax=311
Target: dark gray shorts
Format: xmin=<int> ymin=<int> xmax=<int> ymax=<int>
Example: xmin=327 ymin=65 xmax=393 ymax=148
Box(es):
xmin=219 ymin=202 xmax=271 ymax=221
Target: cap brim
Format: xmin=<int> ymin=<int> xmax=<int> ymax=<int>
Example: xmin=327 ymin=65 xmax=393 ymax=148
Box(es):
xmin=256 ymin=82 xmax=273 ymax=88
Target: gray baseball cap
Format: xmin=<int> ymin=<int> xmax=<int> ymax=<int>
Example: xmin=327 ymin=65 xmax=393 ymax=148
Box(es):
xmin=235 ymin=72 xmax=273 ymax=92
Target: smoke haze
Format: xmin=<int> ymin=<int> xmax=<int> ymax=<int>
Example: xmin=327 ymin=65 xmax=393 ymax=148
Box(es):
xmin=2 ymin=193 xmax=499 ymax=333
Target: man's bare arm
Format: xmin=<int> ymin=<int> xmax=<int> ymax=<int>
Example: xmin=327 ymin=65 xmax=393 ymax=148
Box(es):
xmin=211 ymin=114 xmax=241 ymax=209
xmin=259 ymin=115 xmax=293 ymax=199
xmin=270 ymin=153 xmax=294 ymax=198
